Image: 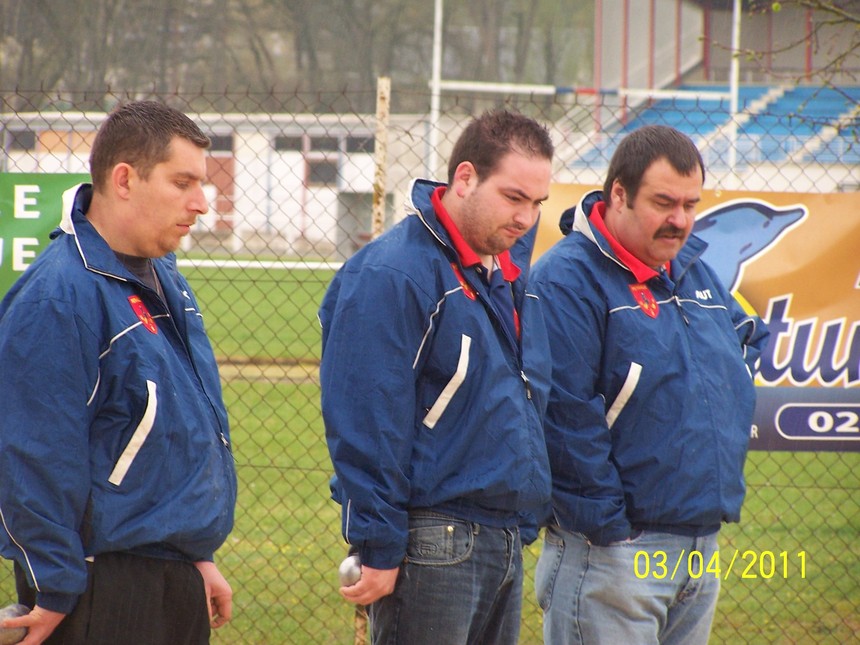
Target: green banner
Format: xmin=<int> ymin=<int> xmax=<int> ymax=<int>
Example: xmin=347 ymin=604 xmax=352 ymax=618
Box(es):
xmin=0 ymin=173 xmax=90 ymax=295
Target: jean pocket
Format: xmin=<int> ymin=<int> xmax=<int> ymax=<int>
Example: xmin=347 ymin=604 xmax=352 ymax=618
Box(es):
xmin=405 ymin=515 xmax=474 ymax=566
xmin=535 ymin=526 xmax=565 ymax=611
xmin=544 ymin=525 xmax=566 ymax=547
xmin=604 ymin=529 xmax=646 ymax=548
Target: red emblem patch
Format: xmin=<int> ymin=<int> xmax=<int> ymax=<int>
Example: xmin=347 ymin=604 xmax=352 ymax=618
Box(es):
xmin=450 ymin=263 xmax=477 ymax=301
xmin=128 ymin=295 xmax=158 ymax=334
xmin=629 ymin=284 xmax=659 ymax=319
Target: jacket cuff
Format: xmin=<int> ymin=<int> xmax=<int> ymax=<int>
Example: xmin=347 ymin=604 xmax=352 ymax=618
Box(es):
xmin=35 ymin=591 xmax=79 ymax=615
xmin=358 ymin=545 xmax=405 ymax=571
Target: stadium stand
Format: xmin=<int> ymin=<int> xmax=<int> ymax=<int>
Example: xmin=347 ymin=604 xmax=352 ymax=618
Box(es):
xmin=570 ymin=84 xmax=860 ymax=169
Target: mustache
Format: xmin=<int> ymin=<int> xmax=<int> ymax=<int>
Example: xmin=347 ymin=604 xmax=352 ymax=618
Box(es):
xmin=655 ymin=224 xmax=686 ymax=238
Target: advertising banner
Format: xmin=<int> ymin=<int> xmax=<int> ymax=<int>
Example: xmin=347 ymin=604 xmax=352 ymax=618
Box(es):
xmin=0 ymin=173 xmax=89 ymax=295
xmin=539 ymin=185 xmax=860 ymax=452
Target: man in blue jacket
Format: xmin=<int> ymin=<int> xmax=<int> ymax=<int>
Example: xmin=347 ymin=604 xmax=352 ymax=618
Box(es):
xmin=320 ymin=110 xmax=554 ymax=644
xmin=0 ymin=101 xmax=237 ymax=645
xmin=531 ymin=125 xmax=769 ymax=645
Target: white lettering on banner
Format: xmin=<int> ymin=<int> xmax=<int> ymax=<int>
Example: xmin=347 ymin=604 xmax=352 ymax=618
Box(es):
xmin=775 ymin=404 xmax=860 ymax=442
xmin=14 ymin=185 xmax=40 ymax=219
xmin=3 ymin=237 xmax=39 ymax=271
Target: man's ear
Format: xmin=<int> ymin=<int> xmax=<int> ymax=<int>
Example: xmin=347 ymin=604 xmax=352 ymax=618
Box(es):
xmin=609 ymin=179 xmax=626 ymax=211
xmin=112 ymin=163 xmax=134 ymax=199
xmin=451 ymin=161 xmax=477 ymax=198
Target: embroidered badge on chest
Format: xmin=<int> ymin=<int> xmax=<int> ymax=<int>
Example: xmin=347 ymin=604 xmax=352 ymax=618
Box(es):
xmin=128 ymin=295 xmax=158 ymax=334
xmin=629 ymin=283 xmax=659 ymax=319
xmin=450 ymin=263 xmax=477 ymax=301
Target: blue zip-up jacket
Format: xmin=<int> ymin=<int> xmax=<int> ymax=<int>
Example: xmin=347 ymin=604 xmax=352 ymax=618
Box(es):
xmin=0 ymin=184 xmax=237 ymax=613
xmin=530 ymin=190 xmax=769 ymax=545
xmin=319 ymin=179 xmax=552 ymax=570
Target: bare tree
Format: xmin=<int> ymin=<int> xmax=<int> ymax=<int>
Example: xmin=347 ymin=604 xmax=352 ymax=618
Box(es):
xmin=0 ymin=0 xmax=591 ymax=112
xmin=742 ymin=1 xmax=860 ymax=86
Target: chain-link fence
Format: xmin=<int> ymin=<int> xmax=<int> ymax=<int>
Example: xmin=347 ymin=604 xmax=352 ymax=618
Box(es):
xmin=1 ymin=84 xmax=858 ymax=644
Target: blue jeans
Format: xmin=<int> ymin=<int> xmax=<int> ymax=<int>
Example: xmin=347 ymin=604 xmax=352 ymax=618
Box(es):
xmin=369 ymin=511 xmax=523 ymax=645
xmin=536 ymin=526 xmax=720 ymax=645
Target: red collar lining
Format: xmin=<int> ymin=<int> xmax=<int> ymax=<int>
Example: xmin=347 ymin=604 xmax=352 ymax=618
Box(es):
xmin=589 ymin=202 xmax=664 ymax=283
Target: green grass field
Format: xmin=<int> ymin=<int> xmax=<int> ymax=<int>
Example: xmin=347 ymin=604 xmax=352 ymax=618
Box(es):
xmin=2 ymin=264 xmax=858 ymax=643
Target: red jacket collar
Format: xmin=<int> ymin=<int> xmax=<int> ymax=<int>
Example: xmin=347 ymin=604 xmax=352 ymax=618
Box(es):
xmin=588 ymin=201 xmax=665 ymax=283
xmin=431 ymin=186 xmax=521 ymax=282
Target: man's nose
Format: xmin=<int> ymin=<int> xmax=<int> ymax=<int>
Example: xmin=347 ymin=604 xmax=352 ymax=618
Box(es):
xmin=666 ymin=205 xmax=689 ymax=229
xmin=191 ymin=185 xmax=209 ymax=215
xmin=514 ymin=203 xmax=540 ymax=228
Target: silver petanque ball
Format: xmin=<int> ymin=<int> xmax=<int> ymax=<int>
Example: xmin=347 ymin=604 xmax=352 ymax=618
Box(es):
xmin=338 ymin=554 xmax=362 ymax=587
xmin=0 ymin=604 xmax=29 ymax=645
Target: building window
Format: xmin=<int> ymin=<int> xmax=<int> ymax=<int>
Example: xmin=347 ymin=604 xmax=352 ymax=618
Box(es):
xmin=346 ymin=136 xmax=374 ymax=153
xmin=307 ymin=159 xmax=338 ymax=186
xmin=7 ymin=129 xmax=36 ymax=151
xmin=208 ymin=134 xmax=234 ymax=152
xmin=310 ymin=136 xmax=339 ymax=152
xmin=274 ymin=135 xmax=303 ymax=151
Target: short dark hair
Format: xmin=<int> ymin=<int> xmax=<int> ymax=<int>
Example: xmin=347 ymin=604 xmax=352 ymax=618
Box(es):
xmin=603 ymin=125 xmax=705 ymax=203
xmin=447 ymin=109 xmax=554 ymax=185
xmin=89 ymin=100 xmax=210 ymax=192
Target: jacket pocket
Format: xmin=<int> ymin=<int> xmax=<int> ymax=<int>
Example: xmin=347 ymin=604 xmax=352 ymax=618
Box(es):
xmin=606 ymin=362 xmax=642 ymax=430
xmin=422 ymin=334 xmax=471 ymax=430
xmin=108 ymin=380 xmax=157 ymax=486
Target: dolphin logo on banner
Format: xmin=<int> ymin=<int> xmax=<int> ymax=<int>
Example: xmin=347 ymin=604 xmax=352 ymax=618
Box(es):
xmin=693 ymin=199 xmax=807 ymax=293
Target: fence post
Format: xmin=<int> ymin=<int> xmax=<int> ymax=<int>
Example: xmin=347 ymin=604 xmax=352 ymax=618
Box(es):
xmin=349 ymin=74 xmax=392 ymax=645
xmin=372 ymin=76 xmax=391 ymax=241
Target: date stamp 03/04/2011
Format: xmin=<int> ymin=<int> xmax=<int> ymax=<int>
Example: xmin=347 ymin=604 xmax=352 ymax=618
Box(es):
xmin=633 ymin=549 xmax=807 ymax=581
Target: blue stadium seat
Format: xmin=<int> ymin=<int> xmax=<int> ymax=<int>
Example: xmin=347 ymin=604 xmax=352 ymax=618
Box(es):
xmin=567 ymin=85 xmax=859 ymax=169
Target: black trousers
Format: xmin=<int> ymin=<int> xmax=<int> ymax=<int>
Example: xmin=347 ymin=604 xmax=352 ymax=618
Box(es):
xmin=15 ymin=552 xmax=210 ymax=645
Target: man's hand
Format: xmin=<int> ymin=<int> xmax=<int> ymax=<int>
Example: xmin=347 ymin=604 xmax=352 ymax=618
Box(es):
xmin=194 ymin=561 xmax=233 ymax=628
xmin=339 ymin=565 xmax=399 ymax=605
xmin=1 ymin=605 xmax=65 ymax=645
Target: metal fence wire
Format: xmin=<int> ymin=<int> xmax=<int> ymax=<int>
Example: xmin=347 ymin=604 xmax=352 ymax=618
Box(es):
xmin=1 ymin=84 xmax=859 ymax=644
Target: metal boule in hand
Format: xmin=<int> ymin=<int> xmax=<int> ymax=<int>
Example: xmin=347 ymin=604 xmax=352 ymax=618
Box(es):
xmin=338 ymin=553 xmax=362 ymax=587
xmin=0 ymin=604 xmax=28 ymax=645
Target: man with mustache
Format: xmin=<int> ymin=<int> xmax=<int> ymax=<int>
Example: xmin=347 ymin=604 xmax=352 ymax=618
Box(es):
xmin=530 ymin=125 xmax=769 ymax=645
xmin=320 ymin=109 xmax=554 ymax=644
